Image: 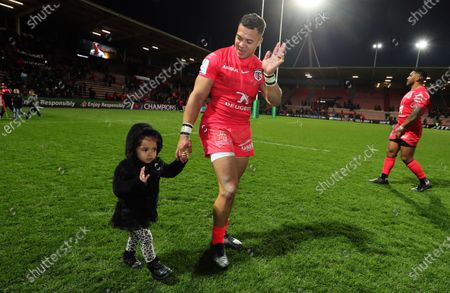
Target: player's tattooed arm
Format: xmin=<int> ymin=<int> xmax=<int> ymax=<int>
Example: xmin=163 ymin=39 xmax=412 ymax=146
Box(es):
xmin=396 ymin=107 xmax=425 ymax=137
xmin=403 ymin=107 xmax=425 ymax=127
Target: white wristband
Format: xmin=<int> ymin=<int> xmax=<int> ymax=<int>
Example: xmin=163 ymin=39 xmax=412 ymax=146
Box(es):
xmin=180 ymin=123 xmax=193 ymax=135
xmin=264 ymin=72 xmax=277 ymax=87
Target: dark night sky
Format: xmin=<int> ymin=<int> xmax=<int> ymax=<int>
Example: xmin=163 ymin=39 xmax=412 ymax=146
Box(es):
xmin=91 ymin=0 xmax=450 ymax=67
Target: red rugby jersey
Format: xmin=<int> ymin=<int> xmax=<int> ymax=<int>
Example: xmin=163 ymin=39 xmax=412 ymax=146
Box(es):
xmin=199 ymin=45 xmax=265 ymax=126
xmin=398 ymin=86 xmax=430 ymax=128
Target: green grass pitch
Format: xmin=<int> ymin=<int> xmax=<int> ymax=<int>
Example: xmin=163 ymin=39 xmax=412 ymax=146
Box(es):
xmin=1 ymin=108 xmax=449 ymax=292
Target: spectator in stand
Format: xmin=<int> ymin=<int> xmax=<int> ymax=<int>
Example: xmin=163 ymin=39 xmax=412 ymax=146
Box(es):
xmin=177 ymin=98 xmax=184 ymax=111
xmin=89 ymin=88 xmax=96 ymax=99
xmin=422 ymin=118 xmax=428 ymax=127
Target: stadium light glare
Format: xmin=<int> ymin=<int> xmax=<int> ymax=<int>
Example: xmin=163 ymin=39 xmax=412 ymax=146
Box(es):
xmin=372 ymin=43 xmax=382 ymax=49
xmin=372 ymin=43 xmax=382 ymax=68
xmin=8 ymin=0 xmax=23 ymax=5
xmin=426 ymin=77 xmax=431 ymax=80
xmin=305 ymin=73 xmax=313 ymax=79
xmin=189 ymin=58 xmax=195 ymax=62
xmin=295 ymin=0 xmax=323 ymax=10
xmin=352 ymin=75 xmax=359 ymax=79
xmin=386 ymin=76 xmax=393 ymax=79
xmin=415 ymin=40 xmax=428 ymax=68
xmin=77 ymin=54 xmax=89 ymax=59
xmin=415 ymin=40 xmax=428 ymax=50
xmin=0 ymin=2 xmax=14 ymax=8
xmin=152 ymin=46 xmax=159 ymax=50
xmin=101 ymin=29 xmax=111 ymax=34
xmin=92 ymin=32 xmax=101 ymax=36
xmin=181 ymin=58 xmax=187 ymax=62
xmin=142 ymin=47 xmax=150 ymax=51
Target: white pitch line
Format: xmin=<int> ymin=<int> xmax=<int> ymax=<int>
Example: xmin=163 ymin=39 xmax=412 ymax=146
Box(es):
xmin=254 ymin=140 xmax=330 ymax=152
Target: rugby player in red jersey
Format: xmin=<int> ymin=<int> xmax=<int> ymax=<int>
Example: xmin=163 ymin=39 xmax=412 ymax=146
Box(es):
xmin=370 ymin=69 xmax=432 ymax=192
xmin=175 ymin=13 xmax=286 ymax=268
xmin=0 ymin=83 xmax=12 ymax=119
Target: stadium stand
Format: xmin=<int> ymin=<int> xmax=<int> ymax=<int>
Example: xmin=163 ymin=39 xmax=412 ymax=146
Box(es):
xmin=277 ymin=67 xmax=450 ymax=125
xmin=0 ymin=1 xmax=448 ymax=126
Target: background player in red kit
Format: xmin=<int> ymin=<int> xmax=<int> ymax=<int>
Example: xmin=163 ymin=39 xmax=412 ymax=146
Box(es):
xmin=175 ymin=13 xmax=286 ymax=268
xmin=0 ymin=83 xmax=12 ymax=119
xmin=370 ymin=69 xmax=432 ymax=192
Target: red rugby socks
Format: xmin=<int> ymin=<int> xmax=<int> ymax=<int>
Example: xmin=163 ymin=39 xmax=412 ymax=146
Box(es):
xmin=382 ymin=157 xmax=396 ymax=177
xmin=406 ymin=160 xmax=426 ymax=179
xmin=211 ymin=219 xmax=229 ymax=245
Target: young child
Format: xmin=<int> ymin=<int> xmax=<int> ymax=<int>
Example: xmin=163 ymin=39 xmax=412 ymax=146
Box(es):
xmin=111 ymin=123 xmax=187 ymax=280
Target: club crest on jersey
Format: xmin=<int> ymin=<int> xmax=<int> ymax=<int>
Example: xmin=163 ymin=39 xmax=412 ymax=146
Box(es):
xmin=254 ymin=69 xmax=263 ymax=81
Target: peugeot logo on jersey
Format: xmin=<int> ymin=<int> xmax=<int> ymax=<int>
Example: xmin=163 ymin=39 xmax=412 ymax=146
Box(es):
xmin=236 ymin=91 xmax=250 ymax=105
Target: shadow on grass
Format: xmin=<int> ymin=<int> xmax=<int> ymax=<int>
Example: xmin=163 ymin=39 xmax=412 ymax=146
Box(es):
xmin=424 ymin=177 xmax=450 ymax=187
xmin=236 ymin=221 xmax=382 ymax=258
xmin=160 ymin=221 xmax=381 ymax=278
xmin=391 ymin=177 xmax=450 ymax=187
xmin=388 ymin=185 xmax=450 ymax=232
xmin=159 ymin=246 xmax=229 ymax=278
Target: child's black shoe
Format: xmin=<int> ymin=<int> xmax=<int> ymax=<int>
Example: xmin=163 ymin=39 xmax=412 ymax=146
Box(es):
xmin=147 ymin=257 xmax=173 ymax=280
xmin=122 ymin=251 xmax=142 ymax=269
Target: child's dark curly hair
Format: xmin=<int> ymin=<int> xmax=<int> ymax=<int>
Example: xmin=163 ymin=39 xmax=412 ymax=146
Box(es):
xmin=125 ymin=123 xmax=163 ymax=159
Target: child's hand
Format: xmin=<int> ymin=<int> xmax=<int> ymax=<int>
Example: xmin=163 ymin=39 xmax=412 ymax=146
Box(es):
xmin=180 ymin=151 xmax=189 ymax=163
xmin=139 ymin=166 xmax=150 ymax=183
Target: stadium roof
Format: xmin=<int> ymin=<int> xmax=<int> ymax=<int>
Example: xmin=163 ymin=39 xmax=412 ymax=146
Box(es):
xmin=2 ymin=0 xmax=209 ymax=63
xmin=279 ymin=67 xmax=450 ymax=90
